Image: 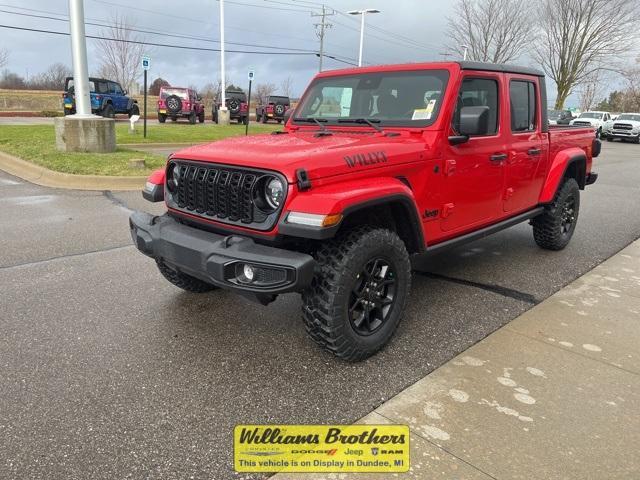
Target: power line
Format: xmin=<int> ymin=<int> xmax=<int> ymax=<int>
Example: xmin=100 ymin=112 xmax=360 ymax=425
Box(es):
xmin=0 ymin=8 xmax=321 ymax=54
xmin=0 ymin=23 xmax=358 ymax=65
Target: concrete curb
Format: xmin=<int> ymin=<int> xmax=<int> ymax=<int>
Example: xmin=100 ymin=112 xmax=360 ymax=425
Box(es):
xmin=0 ymin=151 xmax=146 ymax=191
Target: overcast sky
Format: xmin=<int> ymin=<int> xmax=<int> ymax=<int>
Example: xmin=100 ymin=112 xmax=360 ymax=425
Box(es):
xmin=0 ymin=0 xmax=622 ymax=105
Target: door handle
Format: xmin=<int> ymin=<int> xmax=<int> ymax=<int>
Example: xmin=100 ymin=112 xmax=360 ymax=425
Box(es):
xmin=527 ymin=148 xmax=542 ymax=156
xmin=490 ymin=153 xmax=507 ymax=163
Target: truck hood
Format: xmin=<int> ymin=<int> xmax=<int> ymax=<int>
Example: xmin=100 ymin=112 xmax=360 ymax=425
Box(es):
xmin=170 ymin=131 xmax=431 ymax=183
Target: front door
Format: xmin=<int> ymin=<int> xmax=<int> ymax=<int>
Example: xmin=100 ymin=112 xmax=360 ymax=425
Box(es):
xmin=441 ymin=73 xmax=506 ymax=233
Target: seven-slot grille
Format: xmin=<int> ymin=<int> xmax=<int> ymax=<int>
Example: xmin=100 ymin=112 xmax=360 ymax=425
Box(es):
xmin=613 ymin=123 xmax=633 ymax=130
xmin=172 ymin=163 xmax=258 ymax=224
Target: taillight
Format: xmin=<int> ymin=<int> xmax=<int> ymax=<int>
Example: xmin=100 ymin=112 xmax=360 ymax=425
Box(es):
xmin=95 ymin=95 xmax=101 ymax=100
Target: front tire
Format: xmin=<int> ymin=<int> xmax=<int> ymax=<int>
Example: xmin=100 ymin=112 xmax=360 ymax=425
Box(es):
xmin=302 ymin=226 xmax=411 ymax=361
xmin=189 ymin=111 xmax=196 ymax=124
xmin=101 ymin=104 xmax=115 ymax=118
xmin=156 ymin=260 xmax=218 ymax=293
xmin=532 ymin=178 xmax=580 ymax=251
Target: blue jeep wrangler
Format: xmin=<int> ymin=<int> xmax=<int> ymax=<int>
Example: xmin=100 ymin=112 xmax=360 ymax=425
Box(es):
xmin=63 ymin=77 xmax=139 ymax=118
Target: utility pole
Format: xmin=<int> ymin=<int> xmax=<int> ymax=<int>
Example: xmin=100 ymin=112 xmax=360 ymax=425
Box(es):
xmin=312 ymin=5 xmax=334 ymax=72
xmin=462 ymin=44 xmax=469 ymax=61
xmin=218 ymin=0 xmax=229 ymax=124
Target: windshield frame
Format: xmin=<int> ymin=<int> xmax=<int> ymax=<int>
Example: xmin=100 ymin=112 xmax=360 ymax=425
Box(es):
xmin=292 ymin=68 xmax=450 ymax=129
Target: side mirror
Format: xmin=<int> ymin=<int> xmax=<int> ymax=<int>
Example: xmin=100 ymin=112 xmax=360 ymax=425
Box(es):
xmin=460 ymin=106 xmax=490 ymax=136
xmin=449 ymin=106 xmax=490 ymax=145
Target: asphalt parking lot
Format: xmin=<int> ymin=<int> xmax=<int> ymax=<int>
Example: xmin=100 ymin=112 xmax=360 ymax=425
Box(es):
xmin=1 ymin=141 xmax=639 ymax=479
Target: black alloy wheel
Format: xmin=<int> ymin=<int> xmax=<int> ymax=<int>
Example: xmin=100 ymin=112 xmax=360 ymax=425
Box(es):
xmin=349 ymin=257 xmax=396 ymax=336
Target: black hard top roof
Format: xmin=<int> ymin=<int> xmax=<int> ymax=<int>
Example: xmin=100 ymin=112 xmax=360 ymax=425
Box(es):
xmin=457 ymin=61 xmax=545 ymax=77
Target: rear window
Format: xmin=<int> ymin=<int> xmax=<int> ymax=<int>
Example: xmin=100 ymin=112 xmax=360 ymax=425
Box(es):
xmin=65 ymin=79 xmax=96 ymax=93
xmin=160 ymin=88 xmax=188 ymax=100
xmin=268 ymin=96 xmax=289 ymax=104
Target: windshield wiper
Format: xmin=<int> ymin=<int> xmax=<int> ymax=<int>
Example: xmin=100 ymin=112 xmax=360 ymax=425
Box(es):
xmin=294 ymin=117 xmax=328 ymax=131
xmin=337 ymin=117 xmax=384 ymax=132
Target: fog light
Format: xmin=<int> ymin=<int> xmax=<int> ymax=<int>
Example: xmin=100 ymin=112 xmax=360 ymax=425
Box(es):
xmin=243 ymin=264 xmax=255 ymax=282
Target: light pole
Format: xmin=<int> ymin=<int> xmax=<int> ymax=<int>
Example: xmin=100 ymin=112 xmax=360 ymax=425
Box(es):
xmin=219 ymin=0 xmax=228 ymax=123
xmin=462 ymin=44 xmax=469 ymax=61
xmin=68 ymin=0 xmax=93 ymax=117
xmin=347 ymin=8 xmax=380 ymax=67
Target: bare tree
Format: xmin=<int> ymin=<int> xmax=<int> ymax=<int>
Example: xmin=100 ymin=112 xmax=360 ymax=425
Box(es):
xmin=95 ymin=15 xmax=145 ymax=93
xmin=255 ymin=82 xmax=276 ymax=101
xmin=446 ymin=0 xmax=532 ymax=63
xmin=29 ymin=63 xmax=72 ymax=90
xmin=280 ymin=76 xmax=294 ymax=98
xmin=534 ymin=0 xmax=638 ymax=109
xmin=0 ymin=48 xmax=8 ymax=70
xmin=577 ymin=70 xmax=603 ymax=111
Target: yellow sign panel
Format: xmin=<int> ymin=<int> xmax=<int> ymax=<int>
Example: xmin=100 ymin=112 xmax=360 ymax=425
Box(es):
xmin=234 ymin=424 xmax=410 ymax=473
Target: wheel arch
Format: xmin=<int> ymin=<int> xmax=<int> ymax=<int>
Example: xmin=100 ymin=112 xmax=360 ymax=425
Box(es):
xmin=539 ymin=149 xmax=587 ymax=204
xmin=280 ymin=179 xmax=425 ymax=254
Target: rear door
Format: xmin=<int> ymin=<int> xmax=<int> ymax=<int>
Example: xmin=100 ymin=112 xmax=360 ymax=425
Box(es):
xmin=503 ymin=76 xmax=545 ymax=213
xmin=441 ymin=72 xmax=506 ymax=232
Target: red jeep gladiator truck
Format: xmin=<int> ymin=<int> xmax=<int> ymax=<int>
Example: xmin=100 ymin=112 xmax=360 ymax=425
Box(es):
xmin=130 ymin=61 xmax=600 ymax=361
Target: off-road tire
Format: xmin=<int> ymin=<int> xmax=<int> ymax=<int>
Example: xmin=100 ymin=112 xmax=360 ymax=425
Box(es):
xmin=156 ymin=260 xmax=218 ymax=293
xmin=158 ymin=114 xmax=167 ymax=123
xmin=212 ymin=108 xmax=219 ymax=124
xmin=302 ymin=226 xmax=412 ymax=362
xmin=101 ymin=103 xmax=115 ymax=118
xmin=532 ymin=178 xmax=580 ymax=251
xmin=242 ymin=116 xmax=249 ymax=125
xmin=198 ymin=111 xmax=205 ymax=123
xmin=189 ymin=111 xmax=196 ymax=124
xmin=228 ymin=99 xmax=240 ymax=114
xmin=261 ymin=112 xmax=268 ymax=123
xmin=256 ymin=112 xmax=261 ymax=122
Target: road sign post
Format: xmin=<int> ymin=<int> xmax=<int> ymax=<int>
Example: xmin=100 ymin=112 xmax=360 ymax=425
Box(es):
xmin=142 ymin=55 xmax=150 ymax=138
xmin=245 ymin=69 xmax=255 ymax=136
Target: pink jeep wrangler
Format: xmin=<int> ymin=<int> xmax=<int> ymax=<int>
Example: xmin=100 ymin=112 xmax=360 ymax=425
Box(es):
xmin=157 ymin=87 xmax=205 ymax=124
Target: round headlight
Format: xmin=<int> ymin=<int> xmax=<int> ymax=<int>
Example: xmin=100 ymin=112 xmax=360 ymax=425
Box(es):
xmin=265 ymin=177 xmax=284 ymax=209
xmin=167 ymin=163 xmax=180 ymax=192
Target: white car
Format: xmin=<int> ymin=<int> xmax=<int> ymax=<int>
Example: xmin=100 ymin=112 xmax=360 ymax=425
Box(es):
xmin=570 ymin=111 xmax=612 ymax=137
xmin=606 ymin=113 xmax=640 ymax=143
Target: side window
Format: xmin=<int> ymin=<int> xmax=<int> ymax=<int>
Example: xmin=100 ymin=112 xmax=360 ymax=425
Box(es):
xmin=97 ymin=81 xmax=109 ymax=94
xmin=111 ymin=82 xmax=123 ymax=95
xmin=510 ymin=80 xmax=536 ymax=132
xmin=453 ymin=77 xmax=499 ymax=135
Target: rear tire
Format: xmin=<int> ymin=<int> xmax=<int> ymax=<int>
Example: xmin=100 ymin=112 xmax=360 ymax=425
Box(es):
xmin=101 ymin=103 xmax=115 ymax=118
xmin=156 ymin=260 xmax=218 ymax=293
xmin=198 ymin=112 xmax=205 ymax=123
xmin=532 ymin=178 xmax=580 ymax=251
xmin=158 ymin=114 xmax=166 ymax=123
xmin=302 ymin=226 xmax=412 ymax=362
xmin=189 ymin=111 xmax=196 ymax=124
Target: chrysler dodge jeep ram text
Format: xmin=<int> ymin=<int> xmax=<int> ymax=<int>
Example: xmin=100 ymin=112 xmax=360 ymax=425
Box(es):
xmin=130 ymin=62 xmax=600 ymax=361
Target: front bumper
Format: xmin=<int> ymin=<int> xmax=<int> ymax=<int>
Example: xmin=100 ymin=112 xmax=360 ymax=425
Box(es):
xmin=610 ymin=131 xmax=639 ymax=139
xmin=129 ymin=212 xmax=315 ymax=296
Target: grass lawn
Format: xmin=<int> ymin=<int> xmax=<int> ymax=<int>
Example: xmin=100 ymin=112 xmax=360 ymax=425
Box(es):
xmin=116 ymin=122 xmax=279 ymax=144
xmin=0 ymin=123 xmax=280 ymax=176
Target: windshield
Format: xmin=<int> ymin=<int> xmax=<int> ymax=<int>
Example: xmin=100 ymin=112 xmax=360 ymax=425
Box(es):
xmin=548 ymin=110 xmax=562 ymax=119
xmin=617 ymin=114 xmax=640 ymax=122
xmin=161 ymin=89 xmax=188 ymax=99
xmin=579 ymin=112 xmax=602 ymax=119
xmin=294 ymin=69 xmax=450 ymax=127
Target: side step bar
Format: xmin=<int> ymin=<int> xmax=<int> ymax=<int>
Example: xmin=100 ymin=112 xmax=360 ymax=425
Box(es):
xmin=414 ymin=207 xmax=545 ymax=261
